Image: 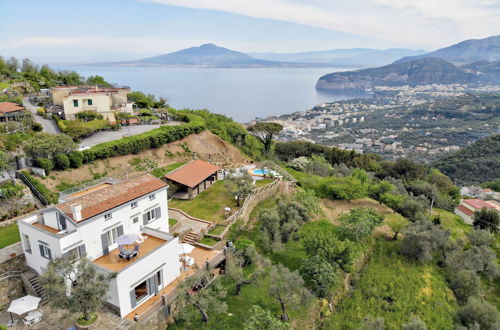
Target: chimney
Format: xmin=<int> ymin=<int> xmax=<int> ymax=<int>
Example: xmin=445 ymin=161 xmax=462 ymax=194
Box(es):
xmin=71 ymin=204 xmax=82 ymax=221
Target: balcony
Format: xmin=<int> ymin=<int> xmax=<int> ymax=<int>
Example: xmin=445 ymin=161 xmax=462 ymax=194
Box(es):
xmin=92 ymin=231 xmax=173 ymax=273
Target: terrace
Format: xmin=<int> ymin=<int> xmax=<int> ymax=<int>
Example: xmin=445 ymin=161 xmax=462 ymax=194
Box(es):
xmin=92 ymin=233 xmax=168 ymax=272
xmin=124 ymin=246 xmax=223 ymax=321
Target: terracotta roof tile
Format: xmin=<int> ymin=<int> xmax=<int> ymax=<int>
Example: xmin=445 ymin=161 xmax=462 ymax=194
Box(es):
xmin=455 ymin=205 xmax=474 ymax=216
xmin=0 ymin=102 xmax=25 ymax=113
xmin=165 ymin=160 xmax=220 ymax=188
xmin=57 ymin=174 xmax=166 ymax=222
xmin=463 ymin=199 xmax=495 ymax=210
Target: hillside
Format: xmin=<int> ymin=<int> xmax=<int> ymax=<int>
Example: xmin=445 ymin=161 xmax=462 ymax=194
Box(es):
xmin=251 ymin=48 xmax=427 ymax=68
xmin=462 ymin=60 xmax=500 ymax=84
xmin=396 ymin=35 xmax=500 ymax=65
xmin=316 ymin=58 xmax=476 ymax=91
xmin=109 ymin=43 xmax=311 ymax=68
xmin=432 ymin=133 xmax=500 ymax=185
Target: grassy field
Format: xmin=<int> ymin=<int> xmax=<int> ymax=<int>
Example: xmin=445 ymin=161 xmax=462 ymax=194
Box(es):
xmin=199 ymin=236 xmax=218 ymax=246
xmin=323 ymin=239 xmax=458 ymax=330
xmin=0 ymin=223 xmax=21 ymax=248
xmin=169 ymin=218 xmax=178 ymax=226
xmin=151 ymin=162 xmax=186 ymax=178
xmin=432 ymin=208 xmax=471 ymax=241
xmin=208 ymin=224 xmax=226 ymax=236
xmin=254 ymin=178 xmax=274 ymax=188
xmin=169 ymin=181 xmax=239 ymax=223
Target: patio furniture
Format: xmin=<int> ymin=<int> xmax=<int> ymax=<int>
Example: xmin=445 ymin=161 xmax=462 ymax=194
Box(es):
xmin=7 ymin=295 xmax=42 ymax=326
xmin=184 ymin=256 xmax=195 ymax=267
xmin=23 ymin=310 xmax=43 ymax=326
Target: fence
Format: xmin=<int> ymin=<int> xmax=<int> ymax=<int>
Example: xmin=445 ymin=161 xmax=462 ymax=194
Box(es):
xmin=16 ymin=170 xmax=49 ymax=206
xmin=137 ymin=249 xmax=226 ymax=323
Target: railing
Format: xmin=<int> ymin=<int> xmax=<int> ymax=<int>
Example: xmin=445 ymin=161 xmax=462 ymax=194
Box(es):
xmin=58 ymin=177 xmax=116 ymax=200
xmin=137 ymin=249 xmax=226 ymax=323
xmin=16 ymin=171 xmax=49 ymax=206
xmin=0 ymin=271 xmax=22 ymax=282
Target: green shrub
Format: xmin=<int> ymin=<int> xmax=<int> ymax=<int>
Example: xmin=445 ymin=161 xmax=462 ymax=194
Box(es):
xmin=36 ymin=108 xmax=45 ymax=116
xmin=31 ymin=122 xmax=43 ymax=131
xmin=54 ymin=154 xmax=70 ymax=170
xmin=20 ymin=171 xmax=58 ymax=204
xmin=76 ymin=111 xmax=103 ymax=121
xmin=68 ymin=150 xmax=84 ymax=168
xmin=82 ymin=112 xmax=205 ymax=163
xmin=36 ymin=158 xmax=54 ymax=174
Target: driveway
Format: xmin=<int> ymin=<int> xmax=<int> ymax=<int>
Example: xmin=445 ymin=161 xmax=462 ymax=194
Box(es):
xmin=23 ymin=97 xmax=60 ymax=135
xmin=78 ymin=124 xmax=164 ymax=148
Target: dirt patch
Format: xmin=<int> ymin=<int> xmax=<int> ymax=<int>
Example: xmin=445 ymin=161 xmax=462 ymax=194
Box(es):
xmin=41 ymin=131 xmax=251 ymax=191
xmin=321 ymin=198 xmax=393 ymax=223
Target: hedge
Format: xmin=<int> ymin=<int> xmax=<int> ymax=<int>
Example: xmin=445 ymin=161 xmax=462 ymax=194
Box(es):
xmin=36 ymin=158 xmax=54 ymax=174
xmin=21 ymin=171 xmax=59 ymax=204
xmin=69 ymin=150 xmax=84 ymax=168
xmin=82 ymin=112 xmax=205 ymax=163
xmin=54 ymin=154 xmax=70 ymax=170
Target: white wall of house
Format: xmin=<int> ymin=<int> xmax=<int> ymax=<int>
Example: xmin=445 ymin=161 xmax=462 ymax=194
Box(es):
xmin=18 ymin=184 xmax=177 ymax=318
xmin=105 ymin=236 xmax=181 ymax=317
xmin=454 ymin=208 xmax=473 ymax=225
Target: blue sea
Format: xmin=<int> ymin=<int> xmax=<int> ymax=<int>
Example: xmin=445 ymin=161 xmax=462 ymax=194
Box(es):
xmin=53 ymin=65 xmax=362 ymax=122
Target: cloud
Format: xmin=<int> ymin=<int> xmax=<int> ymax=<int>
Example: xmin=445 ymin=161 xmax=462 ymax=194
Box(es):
xmin=141 ymin=0 xmax=500 ymax=48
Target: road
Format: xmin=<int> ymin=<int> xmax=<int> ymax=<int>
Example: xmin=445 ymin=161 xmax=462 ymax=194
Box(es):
xmin=23 ymin=97 xmax=60 ymax=135
xmin=78 ymin=124 xmax=163 ymax=148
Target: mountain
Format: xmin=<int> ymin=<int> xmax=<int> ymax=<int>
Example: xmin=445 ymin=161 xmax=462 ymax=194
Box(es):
xmin=395 ymin=35 xmax=500 ymax=65
xmin=316 ymin=58 xmax=477 ymax=91
xmin=462 ymin=60 xmax=500 ymax=84
xmin=251 ymin=48 xmax=427 ymax=68
xmin=108 ymin=43 xmax=319 ymax=68
xmin=432 ymin=134 xmax=500 ymax=185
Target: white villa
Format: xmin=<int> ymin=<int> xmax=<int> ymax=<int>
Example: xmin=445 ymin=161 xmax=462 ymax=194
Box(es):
xmin=17 ymin=174 xmax=183 ymax=318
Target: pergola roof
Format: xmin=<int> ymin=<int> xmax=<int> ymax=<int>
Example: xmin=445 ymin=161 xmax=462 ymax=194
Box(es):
xmin=165 ymin=160 xmax=220 ymax=188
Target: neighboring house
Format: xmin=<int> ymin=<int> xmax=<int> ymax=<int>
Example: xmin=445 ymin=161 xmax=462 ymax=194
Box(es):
xmin=454 ymin=198 xmax=497 ymax=224
xmin=17 ymin=174 xmax=182 ymax=318
xmin=0 ymin=102 xmax=27 ymax=122
xmin=164 ymin=160 xmax=220 ymax=199
xmin=51 ymin=86 xmax=133 ymax=122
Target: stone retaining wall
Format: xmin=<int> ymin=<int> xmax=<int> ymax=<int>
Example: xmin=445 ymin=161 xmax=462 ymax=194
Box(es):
xmin=0 ymin=243 xmax=27 ymax=309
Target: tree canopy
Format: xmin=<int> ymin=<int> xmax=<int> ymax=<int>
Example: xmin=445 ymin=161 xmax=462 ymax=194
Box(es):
xmin=248 ymin=122 xmax=283 ymax=155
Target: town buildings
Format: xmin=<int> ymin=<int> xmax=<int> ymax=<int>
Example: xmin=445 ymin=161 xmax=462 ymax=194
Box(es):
xmin=17 ymin=174 xmax=182 ymax=317
xmin=454 ymin=198 xmax=499 ymax=224
xmin=0 ymin=102 xmax=27 ymax=122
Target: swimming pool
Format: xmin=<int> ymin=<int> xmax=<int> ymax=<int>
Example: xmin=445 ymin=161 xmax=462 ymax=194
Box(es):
xmin=249 ymin=169 xmax=268 ymax=176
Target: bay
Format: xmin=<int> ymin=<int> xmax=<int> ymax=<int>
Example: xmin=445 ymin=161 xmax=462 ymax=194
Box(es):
xmin=53 ymin=65 xmax=361 ymax=122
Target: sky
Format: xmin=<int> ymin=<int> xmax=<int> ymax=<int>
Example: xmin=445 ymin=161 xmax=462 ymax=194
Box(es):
xmin=0 ymin=0 xmax=498 ymax=63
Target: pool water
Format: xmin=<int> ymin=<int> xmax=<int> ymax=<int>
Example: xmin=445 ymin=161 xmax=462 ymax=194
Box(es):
xmin=251 ymin=169 xmax=268 ymax=175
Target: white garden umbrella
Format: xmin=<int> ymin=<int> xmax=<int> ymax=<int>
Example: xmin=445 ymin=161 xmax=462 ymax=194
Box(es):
xmin=180 ymin=243 xmax=195 ymax=254
xmin=7 ymin=295 xmax=41 ymax=322
xmin=116 ymin=234 xmax=140 ymax=246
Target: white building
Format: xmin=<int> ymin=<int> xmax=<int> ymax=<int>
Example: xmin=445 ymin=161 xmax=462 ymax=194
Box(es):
xmin=17 ymin=174 xmax=182 ymax=318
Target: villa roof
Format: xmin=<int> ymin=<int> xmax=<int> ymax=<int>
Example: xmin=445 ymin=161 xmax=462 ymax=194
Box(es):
xmin=57 ymin=174 xmax=166 ymax=222
xmin=0 ymin=102 xmax=25 ymax=114
xmin=462 ymin=199 xmax=495 ymax=210
xmin=455 ymin=205 xmax=474 ymax=216
xmin=164 ymin=160 xmax=220 ymax=188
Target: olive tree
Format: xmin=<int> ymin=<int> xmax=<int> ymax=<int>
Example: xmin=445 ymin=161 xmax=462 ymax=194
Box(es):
xmin=269 ymin=264 xmax=312 ymax=321
xmin=224 ymin=171 xmax=254 ymax=207
xmin=40 ymin=257 xmax=116 ymax=324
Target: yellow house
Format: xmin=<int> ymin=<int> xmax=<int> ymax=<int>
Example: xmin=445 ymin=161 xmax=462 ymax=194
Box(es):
xmin=57 ymin=86 xmax=133 ymax=122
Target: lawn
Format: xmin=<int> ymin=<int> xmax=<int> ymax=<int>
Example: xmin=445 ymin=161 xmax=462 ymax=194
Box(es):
xmin=0 ymin=223 xmax=21 ymax=248
xmin=0 ymin=81 xmax=10 ymax=89
xmin=208 ymin=224 xmax=226 ymax=236
xmin=199 ymin=236 xmax=218 ymax=246
xmin=151 ymin=162 xmax=186 ymax=178
xmin=169 ymin=218 xmax=178 ymax=226
xmin=323 ymin=239 xmax=458 ymax=330
xmin=432 ymin=208 xmax=471 ymax=241
xmin=169 ymin=180 xmax=238 ymax=223
xmin=254 ymin=178 xmax=274 ymax=188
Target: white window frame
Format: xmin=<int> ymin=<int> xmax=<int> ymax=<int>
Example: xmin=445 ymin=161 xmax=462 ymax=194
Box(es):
xmin=104 ymin=212 xmax=112 ymax=220
xmin=23 ymin=234 xmax=32 ymax=254
xmin=132 ymin=216 xmax=139 ymax=224
xmin=131 ymin=201 xmax=138 ymax=209
xmin=149 ymin=194 xmax=155 ymax=201
xmin=106 ymin=227 xmax=120 ymax=245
